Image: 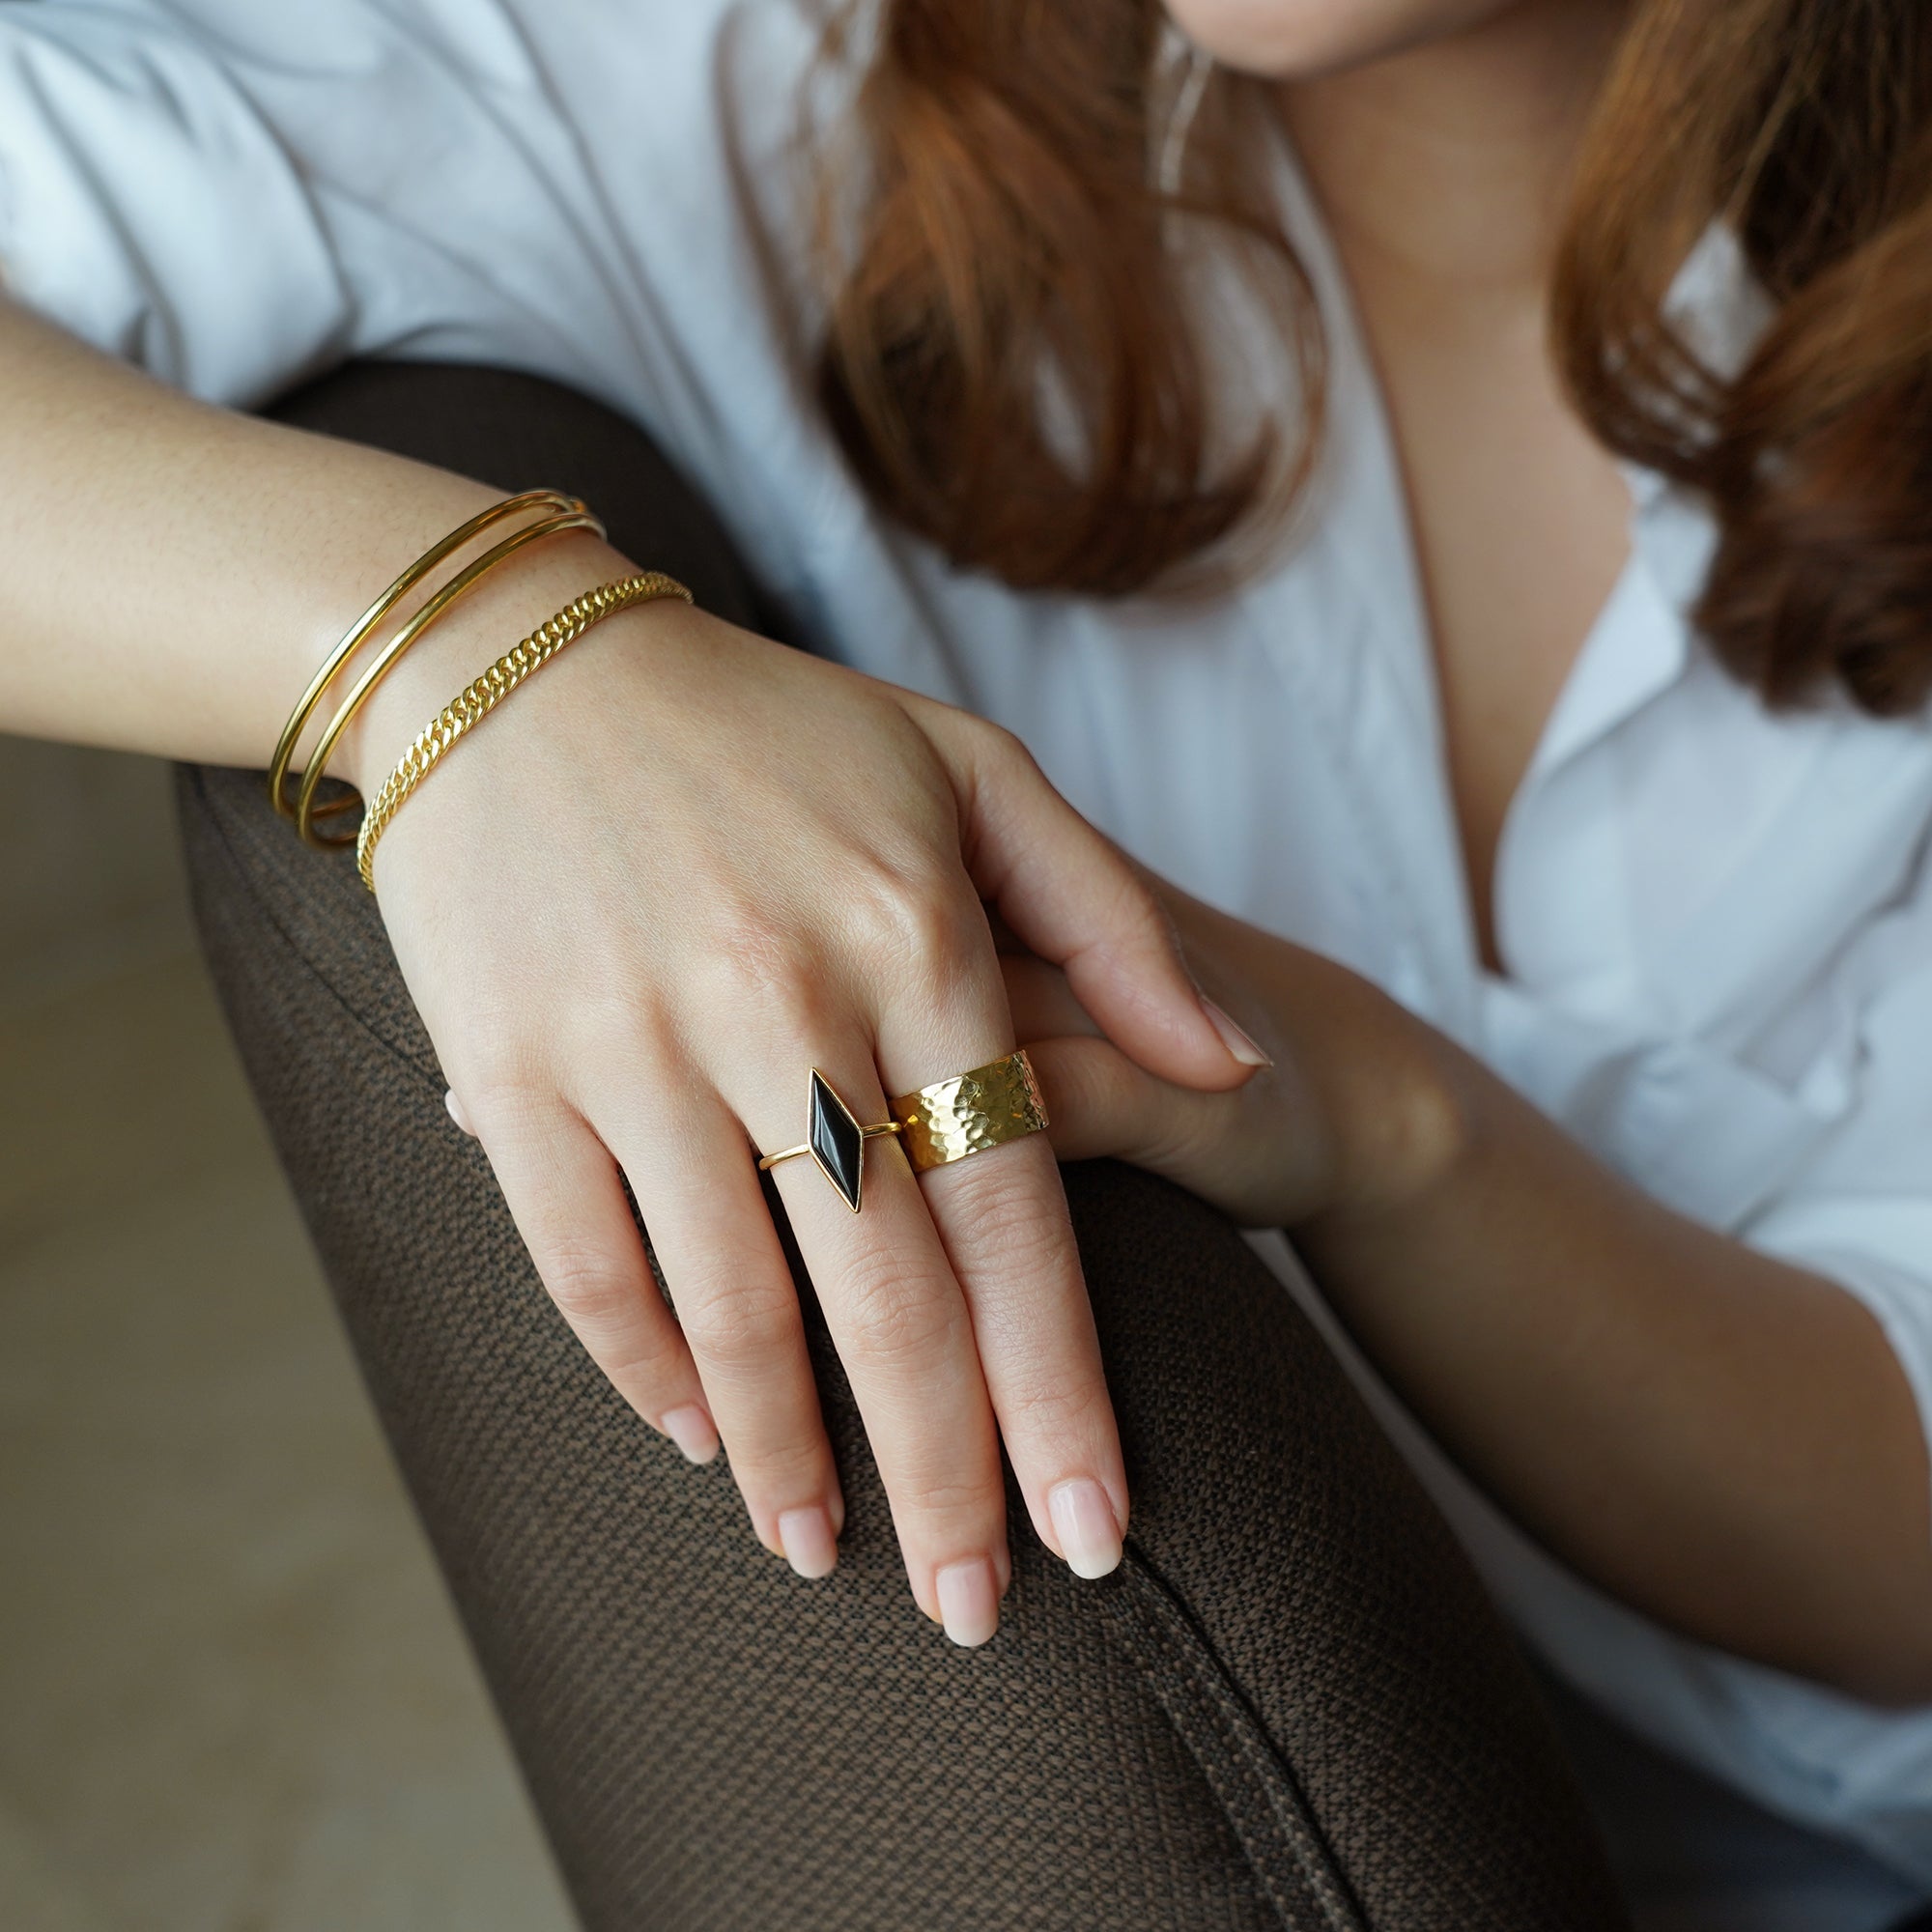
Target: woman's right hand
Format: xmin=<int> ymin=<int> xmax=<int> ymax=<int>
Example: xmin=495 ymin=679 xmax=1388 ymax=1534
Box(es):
xmin=339 ymin=536 xmax=1263 ymax=1644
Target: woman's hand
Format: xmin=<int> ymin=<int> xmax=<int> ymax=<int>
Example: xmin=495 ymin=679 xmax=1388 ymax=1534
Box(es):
xmin=351 ymin=544 xmax=1262 ymax=1644
xmin=0 ymin=296 xmax=1259 ymax=1647
xmin=1007 ymin=874 xmax=1932 ymax=1704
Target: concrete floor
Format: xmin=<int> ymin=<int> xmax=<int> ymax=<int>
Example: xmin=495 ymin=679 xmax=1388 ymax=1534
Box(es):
xmin=0 ymin=744 xmax=575 ymax=1931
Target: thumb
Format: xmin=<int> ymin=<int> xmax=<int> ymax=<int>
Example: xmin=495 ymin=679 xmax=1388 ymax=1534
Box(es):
xmin=921 ymin=703 xmax=1265 ymax=1090
xmin=1025 ymin=1034 xmax=1230 ymax=1181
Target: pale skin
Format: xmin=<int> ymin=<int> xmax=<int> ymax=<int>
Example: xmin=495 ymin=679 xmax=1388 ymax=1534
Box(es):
xmin=4 ymin=0 xmax=1928 ymax=1687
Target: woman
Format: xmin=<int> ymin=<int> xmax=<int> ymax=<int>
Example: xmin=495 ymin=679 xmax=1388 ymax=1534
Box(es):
xmin=3 ymin=0 xmax=1929 ymax=1924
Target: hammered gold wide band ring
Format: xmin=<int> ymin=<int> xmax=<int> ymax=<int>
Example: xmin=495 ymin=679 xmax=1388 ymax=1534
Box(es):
xmin=756 ymin=1050 xmax=1049 ymax=1214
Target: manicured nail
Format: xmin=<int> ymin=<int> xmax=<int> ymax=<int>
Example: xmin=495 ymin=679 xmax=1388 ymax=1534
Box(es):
xmin=1200 ymin=996 xmax=1273 ymax=1068
xmin=1048 ymin=1478 xmax=1123 ymax=1579
xmin=778 ymin=1505 xmax=839 ymax=1580
xmin=660 ymin=1405 xmax=720 ymax=1466
xmin=935 ymin=1558 xmax=1001 ymax=1647
xmin=443 ymin=1088 xmax=476 ymax=1135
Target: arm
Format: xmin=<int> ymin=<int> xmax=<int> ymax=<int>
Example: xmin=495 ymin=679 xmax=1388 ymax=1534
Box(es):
xmin=1013 ymin=888 xmax=1932 ymax=1704
xmin=0 ymin=294 xmax=547 ymax=778
xmin=4 ymin=296 xmax=1282 ymax=1639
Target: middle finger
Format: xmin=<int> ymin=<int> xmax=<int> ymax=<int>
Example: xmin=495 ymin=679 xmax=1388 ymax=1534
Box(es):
xmin=737 ymin=1041 xmax=1012 ymax=1646
xmin=872 ymin=931 xmax=1130 ymax=1586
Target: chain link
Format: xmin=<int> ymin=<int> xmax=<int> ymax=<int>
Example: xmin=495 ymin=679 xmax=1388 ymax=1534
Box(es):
xmin=355 ymin=571 xmax=693 ymax=892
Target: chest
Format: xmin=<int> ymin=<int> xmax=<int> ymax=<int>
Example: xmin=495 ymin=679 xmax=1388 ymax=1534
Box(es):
xmin=1347 ymin=270 xmax=1634 ymax=969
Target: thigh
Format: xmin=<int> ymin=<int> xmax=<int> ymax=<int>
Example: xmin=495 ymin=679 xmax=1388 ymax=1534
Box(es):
xmin=179 ymin=360 xmax=1629 ymax=1931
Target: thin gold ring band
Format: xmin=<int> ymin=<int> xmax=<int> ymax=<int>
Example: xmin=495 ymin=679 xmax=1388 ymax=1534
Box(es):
xmin=756 ymin=1123 xmax=903 ymax=1169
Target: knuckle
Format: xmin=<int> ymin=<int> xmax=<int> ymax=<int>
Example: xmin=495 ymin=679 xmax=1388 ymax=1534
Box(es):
xmin=835 ymin=1250 xmax=967 ymax=1373
xmin=730 ymin=1432 xmax=826 ymax=1496
xmin=1053 ymin=1038 xmax=1134 ymax=1124
xmin=890 ymin=1466 xmax=1002 ymax=1522
xmin=595 ymin=1322 xmax=691 ymax=1395
xmin=1106 ymin=867 xmax=1170 ymax=945
xmin=696 ymin=913 xmax=844 ymax=1035
xmin=1139 ymin=1089 xmax=1224 ymax=1175
xmin=676 ymin=1273 xmax=803 ymax=1375
xmin=539 ymin=1239 xmax=645 ymax=1339
xmin=843 ymin=868 xmax=984 ymax=986
xmin=700 ymin=908 xmax=805 ymax=1004
xmin=455 ymin=1058 xmax=553 ymax=1142
xmin=1000 ymin=1356 xmax=1112 ymax=1440
xmin=969 ymin=714 xmax=1038 ymax=783
xmin=561 ymin=994 xmax=679 ymax=1080
xmin=944 ymin=1155 xmax=1071 ymax=1276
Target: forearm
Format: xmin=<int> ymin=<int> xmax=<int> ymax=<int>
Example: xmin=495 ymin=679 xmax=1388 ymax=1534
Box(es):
xmin=0 ymin=298 xmax=618 ymax=787
xmin=1276 ymin=948 xmax=1932 ymax=1704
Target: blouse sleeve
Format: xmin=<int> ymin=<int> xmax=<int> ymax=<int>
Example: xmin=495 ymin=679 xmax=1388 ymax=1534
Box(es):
xmin=1736 ymin=823 xmax=1932 ymax=1516
xmin=0 ymin=1 xmax=355 ymax=401
xmin=0 ymin=0 xmax=834 ymax=587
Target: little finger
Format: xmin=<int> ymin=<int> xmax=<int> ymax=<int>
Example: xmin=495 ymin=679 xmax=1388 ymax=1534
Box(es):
xmin=462 ymin=1088 xmax=721 ymax=1466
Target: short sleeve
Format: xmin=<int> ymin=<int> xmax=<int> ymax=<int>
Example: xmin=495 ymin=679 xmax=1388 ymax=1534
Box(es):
xmin=1737 ymin=834 xmax=1932 ymax=1521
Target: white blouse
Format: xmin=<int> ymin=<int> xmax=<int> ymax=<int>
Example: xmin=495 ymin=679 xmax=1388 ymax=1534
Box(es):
xmin=6 ymin=3 xmax=1930 ymax=1920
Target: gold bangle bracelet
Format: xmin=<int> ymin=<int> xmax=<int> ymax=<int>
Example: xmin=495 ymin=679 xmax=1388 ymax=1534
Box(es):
xmin=294 ymin=505 xmax=607 ymax=847
xmin=355 ymin=572 xmax=694 ymax=893
xmin=269 ymin=490 xmax=582 ymax=832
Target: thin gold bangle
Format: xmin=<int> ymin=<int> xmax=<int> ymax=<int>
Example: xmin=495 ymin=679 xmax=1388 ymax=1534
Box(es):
xmin=269 ymin=489 xmax=582 ymax=830
xmin=355 ymin=572 xmax=694 ymax=893
xmin=295 ymin=505 xmax=607 ymax=846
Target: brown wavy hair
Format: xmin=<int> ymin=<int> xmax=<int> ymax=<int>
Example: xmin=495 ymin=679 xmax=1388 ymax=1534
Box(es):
xmin=815 ymin=0 xmax=1932 ymax=716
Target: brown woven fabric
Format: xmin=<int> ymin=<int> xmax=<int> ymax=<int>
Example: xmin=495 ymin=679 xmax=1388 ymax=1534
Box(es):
xmin=176 ymin=361 xmax=1629 ymax=1930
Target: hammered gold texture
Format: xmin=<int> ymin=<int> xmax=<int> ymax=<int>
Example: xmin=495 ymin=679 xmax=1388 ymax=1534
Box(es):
xmin=891 ymin=1048 xmax=1049 ymax=1172
xmin=355 ymin=572 xmax=692 ymax=890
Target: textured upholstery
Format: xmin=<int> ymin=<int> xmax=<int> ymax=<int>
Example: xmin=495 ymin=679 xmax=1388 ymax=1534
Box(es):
xmin=176 ymin=361 xmax=1629 ymax=1929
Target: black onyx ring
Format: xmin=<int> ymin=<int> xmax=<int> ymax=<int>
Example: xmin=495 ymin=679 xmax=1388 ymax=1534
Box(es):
xmin=755 ymin=1069 xmax=903 ymax=1214
xmin=755 ymin=1053 xmax=1049 ymax=1214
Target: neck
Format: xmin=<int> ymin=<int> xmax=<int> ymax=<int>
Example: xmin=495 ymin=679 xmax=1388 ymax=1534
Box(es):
xmin=1277 ymin=1 xmax=1629 ymax=298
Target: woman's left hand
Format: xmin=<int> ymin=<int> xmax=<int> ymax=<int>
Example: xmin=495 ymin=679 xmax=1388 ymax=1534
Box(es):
xmin=1007 ymin=868 xmax=1932 ymax=1706
xmin=1000 ymin=870 xmax=1460 ymax=1232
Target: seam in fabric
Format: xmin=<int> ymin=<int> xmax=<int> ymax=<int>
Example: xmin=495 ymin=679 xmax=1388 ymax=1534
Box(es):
xmin=1099 ymin=1541 xmax=1373 ymax=1932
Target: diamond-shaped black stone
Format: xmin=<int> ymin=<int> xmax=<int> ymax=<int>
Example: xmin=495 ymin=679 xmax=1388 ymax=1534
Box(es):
xmin=808 ymin=1070 xmax=867 ymax=1212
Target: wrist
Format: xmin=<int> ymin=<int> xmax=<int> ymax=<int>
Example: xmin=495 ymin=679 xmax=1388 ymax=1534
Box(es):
xmin=1278 ymin=957 xmax=1476 ymax=1229
xmin=321 ymin=528 xmax=632 ymax=798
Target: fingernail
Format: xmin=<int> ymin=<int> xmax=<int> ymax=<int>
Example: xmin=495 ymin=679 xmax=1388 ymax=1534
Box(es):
xmin=660 ymin=1405 xmax=720 ymax=1466
xmin=778 ymin=1505 xmax=839 ymax=1580
xmin=1047 ymin=1478 xmax=1123 ymax=1579
xmin=935 ymin=1558 xmax=1001 ymax=1647
xmin=1200 ymin=996 xmax=1273 ymax=1068
xmin=443 ymin=1088 xmax=476 ymax=1135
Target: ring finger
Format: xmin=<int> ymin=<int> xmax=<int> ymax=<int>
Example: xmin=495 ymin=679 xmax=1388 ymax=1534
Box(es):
xmin=595 ymin=1084 xmax=849 ymax=1581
